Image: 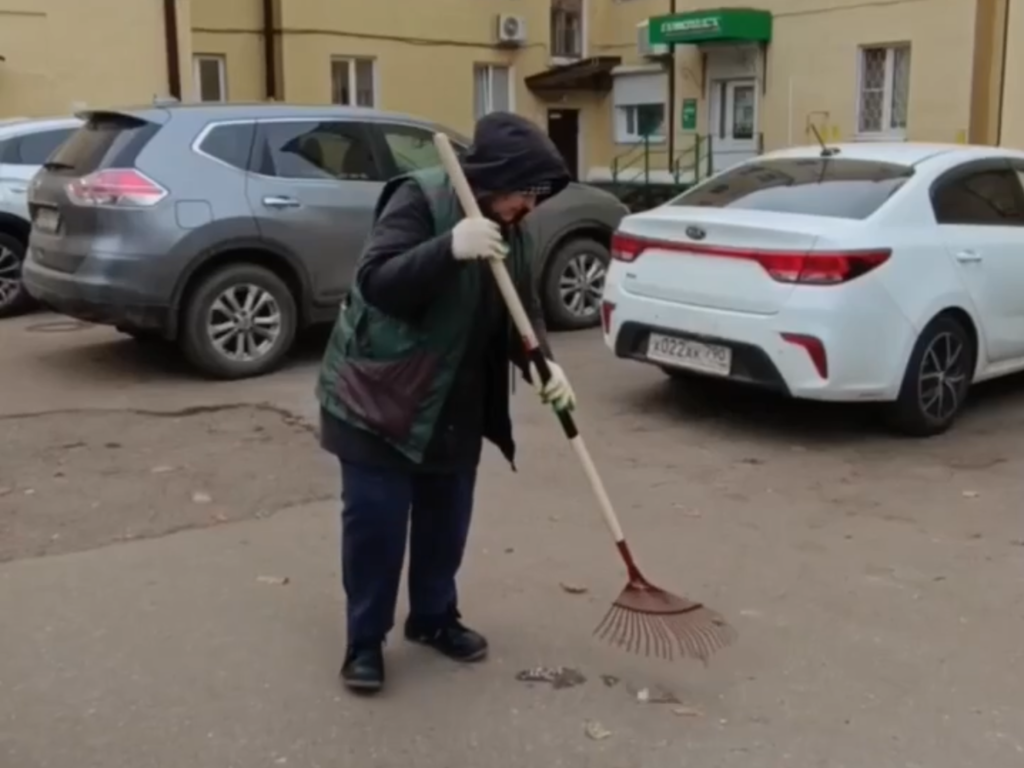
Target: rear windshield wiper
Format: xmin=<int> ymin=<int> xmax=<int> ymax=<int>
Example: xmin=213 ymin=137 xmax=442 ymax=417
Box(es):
xmin=41 ymin=160 xmax=74 ymax=171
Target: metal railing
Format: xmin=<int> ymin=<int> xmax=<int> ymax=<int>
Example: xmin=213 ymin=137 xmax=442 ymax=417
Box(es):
xmin=610 ymin=133 xmax=765 ymax=188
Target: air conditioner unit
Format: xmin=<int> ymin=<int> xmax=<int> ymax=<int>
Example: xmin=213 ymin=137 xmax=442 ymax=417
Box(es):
xmin=637 ymin=21 xmax=668 ymax=58
xmin=497 ymin=14 xmax=527 ymax=46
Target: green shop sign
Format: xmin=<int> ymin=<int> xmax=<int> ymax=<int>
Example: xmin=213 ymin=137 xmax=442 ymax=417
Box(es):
xmin=681 ymin=99 xmax=698 ymax=131
xmin=649 ymin=8 xmax=772 ymax=46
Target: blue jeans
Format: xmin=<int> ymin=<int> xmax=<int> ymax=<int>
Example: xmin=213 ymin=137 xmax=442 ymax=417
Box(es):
xmin=339 ymin=461 xmax=477 ymax=646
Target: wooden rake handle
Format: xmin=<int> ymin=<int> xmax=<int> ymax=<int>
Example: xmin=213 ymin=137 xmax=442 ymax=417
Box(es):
xmin=432 ymin=133 xmax=628 ymax=547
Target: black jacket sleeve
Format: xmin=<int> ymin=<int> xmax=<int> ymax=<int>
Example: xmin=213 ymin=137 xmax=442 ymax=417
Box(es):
xmin=355 ymin=180 xmax=459 ymax=321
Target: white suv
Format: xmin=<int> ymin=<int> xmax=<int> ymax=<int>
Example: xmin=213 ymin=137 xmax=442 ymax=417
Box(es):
xmin=0 ymin=117 xmax=81 ymax=318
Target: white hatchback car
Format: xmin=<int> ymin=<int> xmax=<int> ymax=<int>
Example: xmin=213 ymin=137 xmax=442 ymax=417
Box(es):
xmin=602 ymin=142 xmax=1024 ymax=436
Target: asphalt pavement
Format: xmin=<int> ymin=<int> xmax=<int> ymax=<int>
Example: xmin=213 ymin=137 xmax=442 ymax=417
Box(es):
xmin=2 ymin=314 xmax=1023 ymax=768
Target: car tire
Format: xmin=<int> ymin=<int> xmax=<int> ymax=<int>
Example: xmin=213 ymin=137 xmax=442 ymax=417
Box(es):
xmin=886 ymin=314 xmax=974 ymax=437
xmin=0 ymin=231 xmax=38 ymax=319
xmin=179 ymin=263 xmax=297 ymax=380
xmin=542 ymin=237 xmax=610 ymax=331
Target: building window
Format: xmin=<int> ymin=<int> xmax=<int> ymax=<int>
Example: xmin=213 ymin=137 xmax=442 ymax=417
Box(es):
xmin=194 ymin=55 xmax=227 ymax=102
xmin=551 ymin=0 xmax=583 ymax=59
xmin=331 ymin=57 xmax=375 ymax=107
xmin=857 ymin=44 xmax=910 ymax=137
xmin=473 ymin=65 xmax=512 ymax=119
xmin=615 ymin=103 xmax=665 ymax=143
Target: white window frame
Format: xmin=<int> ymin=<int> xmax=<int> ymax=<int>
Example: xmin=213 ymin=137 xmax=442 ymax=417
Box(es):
xmin=855 ymin=44 xmax=910 ymax=140
xmin=193 ymin=54 xmax=227 ymax=103
xmin=614 ymin=103 xmax=666 ymax=144
xmin=473 ymin=64 xmax=515 ymax=119
xmin=330 ymin=56 xmax=377 ymax=108
xmin=551 ymin=0 xmax=586 ymax=63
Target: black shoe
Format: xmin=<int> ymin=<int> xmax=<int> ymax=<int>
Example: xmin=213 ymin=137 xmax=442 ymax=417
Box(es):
xmin=404 ymin=615 xmax=489 ymax=662
xmin=340 ymin=644 xmax=384 ymax=692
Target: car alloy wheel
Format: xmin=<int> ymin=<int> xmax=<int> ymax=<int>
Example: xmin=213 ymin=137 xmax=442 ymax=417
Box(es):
xmin=916 ymin=330 xmax=968 ymax=423
xmin=558 ymin=250 xmax=606 ymax=319
xmin=206 ymin=283 xmax=283 ymax=362
xmin=0 ymin=244 xmax=21 ymax=311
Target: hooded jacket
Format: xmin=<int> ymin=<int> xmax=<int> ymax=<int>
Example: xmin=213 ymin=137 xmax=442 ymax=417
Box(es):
xmin=318 ymin=112 xmax=571 ymax=472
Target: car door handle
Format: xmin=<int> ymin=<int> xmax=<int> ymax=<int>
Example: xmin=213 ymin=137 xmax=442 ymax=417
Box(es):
xmin=262 ymin=195 xmax=301 ymax=209
xmin=955 ymin=250 xmax=983 ymax=263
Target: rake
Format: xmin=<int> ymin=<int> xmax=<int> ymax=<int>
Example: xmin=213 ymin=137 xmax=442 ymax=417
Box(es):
xmin=432 ymin=133 xmax=737 ymax=663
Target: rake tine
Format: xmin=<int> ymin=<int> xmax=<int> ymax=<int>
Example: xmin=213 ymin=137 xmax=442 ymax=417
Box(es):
xmin=654 ymin=617 xmax=674 ymax=660
xmin=627 ymin=611 xmax=640 ymax=654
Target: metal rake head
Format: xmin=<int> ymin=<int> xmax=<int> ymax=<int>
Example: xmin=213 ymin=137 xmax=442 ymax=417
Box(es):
xmin=593 ymin=583 xmax=737 ymax=663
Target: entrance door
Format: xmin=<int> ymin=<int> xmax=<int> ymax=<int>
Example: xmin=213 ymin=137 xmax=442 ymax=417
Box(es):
xmin=547 ymin=109 xmax=579 ymax=181
xmin=709 ymin=78 xmax=758 ymax=173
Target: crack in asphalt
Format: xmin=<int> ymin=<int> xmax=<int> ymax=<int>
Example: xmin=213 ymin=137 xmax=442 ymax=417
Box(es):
xmin=0 ymin=402 xmax=319 ymax=435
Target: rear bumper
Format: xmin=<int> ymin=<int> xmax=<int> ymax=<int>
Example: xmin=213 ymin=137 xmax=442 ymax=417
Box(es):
xmin=604 ymin=284 xmax=915 ymax=402
xmin=615 ymin=320 xmax=791 ymax=393
xmin=22 ymin=249 xmax=173 ymax=335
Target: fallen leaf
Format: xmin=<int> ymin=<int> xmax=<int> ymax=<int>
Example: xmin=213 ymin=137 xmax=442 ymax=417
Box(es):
xmin=23 ymin=488 xmax=35 ymax=496
xmin=962 ymin=490 xmax=980 ymax=499
xmin=150 ymin=465 xmax=176 ymax=474
xmin=515 ymin=666 xmax=586 ymax=689
xmin=672 ymin=706 xmax=704 ymax=717
xmin=600 ymin=674 xmax=619 ymax=687
xmin=192 ymin=492 xmax=212 ymax=504
xmin=257 ymin=575 xmax=290 ymax=586
xmin=584 ymin=720 xmax=612 ymax=740
xmin=560 ymin=582 xmax=588 ymax=595
xmin=636 ymin=686 xmax=681 ymax=704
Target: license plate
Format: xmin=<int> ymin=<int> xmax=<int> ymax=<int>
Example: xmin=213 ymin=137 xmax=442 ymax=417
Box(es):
xmin=646 ymin=332 xmax=732 ymax=376
xmin=33 ymin=207 xmax=60 ymax=234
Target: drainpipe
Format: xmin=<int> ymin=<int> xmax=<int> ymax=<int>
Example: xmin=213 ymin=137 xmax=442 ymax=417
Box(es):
xmin=262 ymin=0 xmax=278 ymax=100
xmin=162 ymin=0 xmax=182 ymax=99
xmin=666 ymin=0 xmax=677 ymax=174
xmin=996 ymin=0 xmax=1010 ymax=145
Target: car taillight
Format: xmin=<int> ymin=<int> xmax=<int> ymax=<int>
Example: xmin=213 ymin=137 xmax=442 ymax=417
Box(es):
xmin=600 ymin=300 xmax=615 ymax=334
xmin=610 ymin=232 xmax=646 ymax=263
xmin=65 ymin=169 xmax=167 ymax=208
xmin=754 ymin=249 xmax=891 ymax=284
xmin=609 ymin=233 xmax=890 ymax=284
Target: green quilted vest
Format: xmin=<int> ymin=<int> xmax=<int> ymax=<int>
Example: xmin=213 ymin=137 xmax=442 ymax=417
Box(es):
xmin=315 ymin=166 xmax=532 ymax=464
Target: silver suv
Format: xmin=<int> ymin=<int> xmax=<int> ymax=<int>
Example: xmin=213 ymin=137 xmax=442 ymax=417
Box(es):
xmin=0 ymin=117 xmax=81 ymax=317
xmin=24 ymin=103 xmax=626 ymax=379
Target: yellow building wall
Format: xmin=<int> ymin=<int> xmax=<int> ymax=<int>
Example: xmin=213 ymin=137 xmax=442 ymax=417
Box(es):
xmin=584 ymin=0 xmax=666 ymax=175
xmin=761 ymin=0 xmax=975 ymax=148
xmin=587 ymin=0 xmax=977 ymax=175
xmin=190 ymin=0 xmax=264 ymax=102
xmin=1000 ymin=1 xmax=1024 ymax=148
xmin=0 ymin=0 xmax=190 ymax=117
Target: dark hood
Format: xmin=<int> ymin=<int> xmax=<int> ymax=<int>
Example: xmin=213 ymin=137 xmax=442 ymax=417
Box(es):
xmin=461 ymin=111 xmax=571 ymax=205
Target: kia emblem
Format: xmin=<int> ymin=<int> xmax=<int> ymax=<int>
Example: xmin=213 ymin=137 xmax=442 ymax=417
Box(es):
xmin=685 ymin=226 xmax=706 ymax=241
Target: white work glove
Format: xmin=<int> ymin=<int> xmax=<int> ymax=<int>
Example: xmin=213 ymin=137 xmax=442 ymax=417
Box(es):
xmin=451 ymin=217 xmax=508 ymax=261
xmin=529 ymin=359 xmax=576 ymax=412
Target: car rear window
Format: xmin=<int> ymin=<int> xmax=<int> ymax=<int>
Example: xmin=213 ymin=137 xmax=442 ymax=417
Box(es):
xmin=198 ymin=122 xmax=256 ymax=170
xmin=47 ymin=112 xmax=159 ymax=174
xmin=671 ymin=157 xmax=914 ymax=220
